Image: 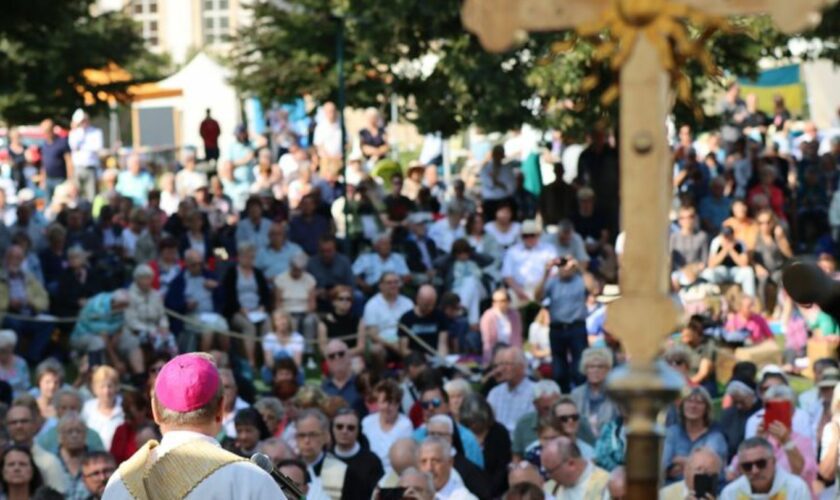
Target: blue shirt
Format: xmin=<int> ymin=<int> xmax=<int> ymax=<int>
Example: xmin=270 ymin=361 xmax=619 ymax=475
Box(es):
xmin=322 ymin=375 xmax=361 ymax=410
xmin=116 ymin=171 xmax=155 ymax=206
xmin=71 ymin=292 xmax=125 ymax=338
xmin=544 ymin=273 xmax=587 ymax=323
xmin=413 ymin=423 xmax=485 ymax=469
xmin=352 ymin=252 xmax=410 ymax=286
xmin=661 ymin=423 xmax=728 ymax=484
xmin=698 ymin=195 xmax=733 ymax=233
xmin=41 ymin=137 xmax=71 ymax=179
xmin=255 ymin=241 xmax=303 ymax=280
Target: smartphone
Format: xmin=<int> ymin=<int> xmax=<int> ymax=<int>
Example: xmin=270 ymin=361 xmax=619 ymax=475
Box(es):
xmin=693 ymin=473 xmax=718 ymax=498
xmin=379 ymin=487 xmax=406 ymax=500
xmin=557 ymin=257 xmax=569 ymax=267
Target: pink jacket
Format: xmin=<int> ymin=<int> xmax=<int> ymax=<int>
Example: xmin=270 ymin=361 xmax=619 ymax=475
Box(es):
xmin=725 ymin=312 xmax=773 ymax=343
xmin=479 ymin=308 xmax=523 ymax=364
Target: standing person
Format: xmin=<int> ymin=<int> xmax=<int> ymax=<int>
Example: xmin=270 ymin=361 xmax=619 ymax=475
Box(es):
xmin=314 ymin=102 xmax=343 ymax=164
xmin=479 ymin=145 xmax=516 ymax=218
xmin=39 ymin=118 xmax=74 ymax=201
xmin=534 ymin=256 xmax=588 ymax=393
xmin=102 ymin=353 xmax=284 ymax=499
xmin=68 ymin=109 xmax=103 ymax=202
xmin=502 ymin=220 xmax=558 ymax=311
xmin=199 ymin=109 xmax=221 ymax=163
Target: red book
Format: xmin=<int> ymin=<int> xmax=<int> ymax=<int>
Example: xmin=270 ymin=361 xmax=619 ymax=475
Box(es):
xmin=763 ymin=400 xmax=793 ymax=430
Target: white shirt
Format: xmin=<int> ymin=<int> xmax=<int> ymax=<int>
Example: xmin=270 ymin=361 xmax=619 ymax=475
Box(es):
xmin=484 ymin=222 xmax=521 ymax=251
xmin=314 ymin=120 xmax=342 ymax=158
xmin=487 ymin=378 xmax=536 ymax=433
xmin=545 ymin=461 xmax=609 ymax=500
xmin=429 ymin=219 xmax=466 ymax=254
xmin=719 ymin=467 xmax=810 ymax=500
xmin=102 ymin=430 xmax=285 ymax=500
xmin=436 ymin=469 xmax=477 ymax=500
xmin=32 ymin=443 xmax=70 ymax=493
xmin=361 ymin=413 xmax=414 ymax=470
xmin=352 ymin=252 xmax=410 ymax=286
xmin=68 ymin=125 xmax=104 ymax=169
xmin=501 ymin=242 xmax=557 ymax=297
xmin=362 ymin=293 xmax=414 ymax=344
xmin=82 ymin=397 xmax=125 ymax=450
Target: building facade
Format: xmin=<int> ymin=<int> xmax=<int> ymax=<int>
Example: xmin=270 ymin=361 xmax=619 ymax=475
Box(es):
xmin=94 ymin=0 xmax=254 ymax=64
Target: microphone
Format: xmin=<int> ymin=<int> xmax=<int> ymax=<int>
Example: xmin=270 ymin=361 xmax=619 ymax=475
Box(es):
xmin=250 ymin=453 xmax=304 ymax=500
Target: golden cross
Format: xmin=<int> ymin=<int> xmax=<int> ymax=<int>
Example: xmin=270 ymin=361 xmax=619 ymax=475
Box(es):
xmin=463 ymin=0 xmax=834 ymax=366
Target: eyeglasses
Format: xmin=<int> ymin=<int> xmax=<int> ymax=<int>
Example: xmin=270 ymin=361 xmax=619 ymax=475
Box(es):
xmin=327 ymin=351 xmax=347 ymax=360
xmin=522 ymin=233 xmax=539 ymax=239
xmin=334 ymin=423 xmax=357 ymax=432
xmin=84 ymin=467 xmax=115 ymax=479
xmin=7 ymin=418 xmax=31 ymax=426
xmin=334 ymin=296 xmax=352 ymax=302
xmin=740 ymin=458 xmax=769 ymax=472
xmin=428 ymin=431 xmax=451 ymax=439
xmin=421 ymin=399 xmax=443 ymax=410
xmin=296 ymin=432 xmax=322 ymax=440
xmin=557 ymin=414 xmax=580 ymax=423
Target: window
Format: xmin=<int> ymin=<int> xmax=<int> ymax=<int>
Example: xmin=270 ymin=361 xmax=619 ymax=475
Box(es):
xmin=204 ymin=17 xmax=215 ymax=29
xmin=220 ymin=0 xmax=228 ymax=8
xmin=219 ymin=17 xmax=229 ymax=29
xmin=204 ymin=0 xmax=214 ymax=9
xmin=149 ymin=0 xmax=157 ymax=13
xmin=133 ymin=2 xmax=143 ymax=14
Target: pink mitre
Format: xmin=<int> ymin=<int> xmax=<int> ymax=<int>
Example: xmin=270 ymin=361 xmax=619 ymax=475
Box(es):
xmin=154 ymin=353 xmax=220 ymax=412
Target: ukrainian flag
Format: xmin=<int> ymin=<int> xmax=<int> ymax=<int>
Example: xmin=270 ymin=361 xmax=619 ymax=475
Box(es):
xmin=738 ymin=64 xmax=806 ymax=117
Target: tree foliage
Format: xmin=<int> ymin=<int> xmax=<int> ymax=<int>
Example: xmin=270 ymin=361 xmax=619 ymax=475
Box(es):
xmin=0 ymin=0 xmax=160 ymax=125
xmin=230 ymin=0 xmax=840 ymax=138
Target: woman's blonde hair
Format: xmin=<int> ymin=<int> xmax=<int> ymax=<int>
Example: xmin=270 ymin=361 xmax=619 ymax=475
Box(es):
xmin=91 ymin=365 xmax=119 ymax=388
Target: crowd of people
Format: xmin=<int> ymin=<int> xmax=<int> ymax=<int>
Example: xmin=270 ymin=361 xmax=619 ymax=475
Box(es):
xmin=0 ymin=83 xmax=837 ymax=499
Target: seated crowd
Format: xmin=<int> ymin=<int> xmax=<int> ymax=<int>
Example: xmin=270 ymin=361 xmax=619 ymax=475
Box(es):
xmin=0 ymin=93 xmax=838 ymax=499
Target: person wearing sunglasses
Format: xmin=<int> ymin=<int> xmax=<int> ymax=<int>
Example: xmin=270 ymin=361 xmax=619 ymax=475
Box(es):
xmin=720 ymin=437 xmax=809 ymax=499
xmin=552 ymin=398 xmax=595 ymax=460
xmin=733 ymin=385 xmax=817 ymax=494
xmin=331 ymin=408 xmax=383 ymax=500
xmin=413 ymin=385 xmax=484 ymax=470
xmin=317 ymin=285 xmax=364 ymax=358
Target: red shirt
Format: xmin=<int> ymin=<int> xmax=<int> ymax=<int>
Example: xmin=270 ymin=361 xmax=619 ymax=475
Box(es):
xmin=110 ymin=423 xmax=138 ymax=465
xmin=199 ymin=118 xmax=221 ymax=149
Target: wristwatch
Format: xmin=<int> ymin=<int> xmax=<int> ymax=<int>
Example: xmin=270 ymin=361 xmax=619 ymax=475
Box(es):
xmin=783 ymin=440 xmax=796 ymax=451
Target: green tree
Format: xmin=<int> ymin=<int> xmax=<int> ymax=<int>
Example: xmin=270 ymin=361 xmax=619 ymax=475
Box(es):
xmin=230 ymin=0 xmax=840 ymax=138
xmin=0 ymin=0 xmax=159 ymax=125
